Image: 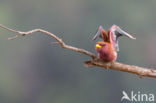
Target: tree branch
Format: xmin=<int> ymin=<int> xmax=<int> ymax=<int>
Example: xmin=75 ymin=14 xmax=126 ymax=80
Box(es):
xmin=85 ymin=59 xmax=156 ymax=78
xmin=0 ymin=24 xmax=156 ymax=78
xmin=0 ymin=24 xmax=96 ymax=59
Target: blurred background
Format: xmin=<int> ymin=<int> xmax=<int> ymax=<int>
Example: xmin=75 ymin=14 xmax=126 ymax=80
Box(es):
xmin=0 ymin=0 xmax=156 ymax=103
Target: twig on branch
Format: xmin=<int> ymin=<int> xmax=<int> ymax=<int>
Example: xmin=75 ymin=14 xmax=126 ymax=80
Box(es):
xmin=0 ymin=24 xmax=156 ymax=78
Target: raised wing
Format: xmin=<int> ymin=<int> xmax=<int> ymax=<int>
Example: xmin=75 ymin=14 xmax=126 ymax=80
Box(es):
xmin=108 ymin=25 xmax=136 ymax=51
xmin=92 ymin=26 xmax=108 ymax=41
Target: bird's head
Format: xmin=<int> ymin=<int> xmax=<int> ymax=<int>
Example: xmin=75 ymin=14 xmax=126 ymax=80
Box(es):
xmin=95 ymin=41 xmax=109 ymax=53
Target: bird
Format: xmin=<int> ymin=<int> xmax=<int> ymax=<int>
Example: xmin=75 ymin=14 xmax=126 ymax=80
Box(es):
xmin=92 ymin=25 xmax=135 ymax=62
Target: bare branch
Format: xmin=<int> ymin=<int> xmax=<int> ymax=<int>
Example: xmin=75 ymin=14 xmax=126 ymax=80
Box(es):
xmin=0 ymin=24 xmax=156 ymax=78
xmin=0 ymin=24 xmax=96 ymax=59
xmin=85 ymin=59 xmax=156 ymax=78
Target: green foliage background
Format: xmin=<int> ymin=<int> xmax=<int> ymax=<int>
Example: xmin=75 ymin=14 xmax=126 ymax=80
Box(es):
xmin=0 ymin=0 xmax=156 ymax=103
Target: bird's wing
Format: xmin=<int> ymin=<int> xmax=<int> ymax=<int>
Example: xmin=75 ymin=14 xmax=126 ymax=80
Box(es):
xmin=92 ymin=26 xmax=108 ymax=41
xmin=108 ymin=28 xmax=120 ymax=51
xmin=108 ymin=25 xmax=136 ymax=52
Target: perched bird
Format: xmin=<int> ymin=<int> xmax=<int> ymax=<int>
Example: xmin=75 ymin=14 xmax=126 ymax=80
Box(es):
xmin=92 ymin=25 xmax=135 ymax=62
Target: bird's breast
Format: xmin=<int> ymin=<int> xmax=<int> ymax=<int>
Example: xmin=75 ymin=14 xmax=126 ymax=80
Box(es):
xmin=98 ymin=47 xmax=117 ymax=62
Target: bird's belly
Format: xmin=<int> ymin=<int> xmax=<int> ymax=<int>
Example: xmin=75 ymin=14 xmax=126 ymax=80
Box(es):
xmin=99 ymin=51 xmax=117 ymax=62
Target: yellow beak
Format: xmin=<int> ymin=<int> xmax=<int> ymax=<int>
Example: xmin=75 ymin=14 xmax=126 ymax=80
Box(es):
xmin=96 ymin=44 xmax=102 ymax=48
